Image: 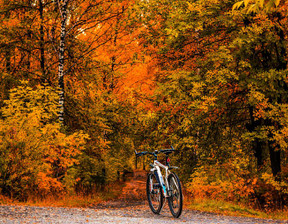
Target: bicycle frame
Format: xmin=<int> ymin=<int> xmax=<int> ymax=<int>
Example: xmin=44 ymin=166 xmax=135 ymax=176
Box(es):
xmin=150 ymin=160 xmax=171 ymax=197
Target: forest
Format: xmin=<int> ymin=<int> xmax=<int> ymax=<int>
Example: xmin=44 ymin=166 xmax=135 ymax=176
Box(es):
xmin=0 ymin=0 xmax=288 ymax=214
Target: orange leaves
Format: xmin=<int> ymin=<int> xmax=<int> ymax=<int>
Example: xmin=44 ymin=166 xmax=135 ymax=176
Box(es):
xmin=253 ymin=100 xmax=268 ymax=120
xmin=42 ymin=124 xmax=88 ymax=170
xmin=36 ymin=172 xmax=64 ymax=194
xmin=2 ymin=17 xmax=20 ymax=28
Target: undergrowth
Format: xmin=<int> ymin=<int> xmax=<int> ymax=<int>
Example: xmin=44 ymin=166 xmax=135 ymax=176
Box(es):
xmin=185 ymin=197 xmax=288 ymax=221
xmin=0 ymin=182 xmax=124 ymax=208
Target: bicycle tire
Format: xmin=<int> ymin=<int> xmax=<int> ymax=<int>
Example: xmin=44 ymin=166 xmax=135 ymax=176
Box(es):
xmin=167 ymin=172 xmax=183 ymax=218
xmin=146 ymin=172 xmax=163 ymax=214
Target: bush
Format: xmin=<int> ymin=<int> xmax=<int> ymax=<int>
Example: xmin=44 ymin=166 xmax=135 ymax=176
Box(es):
xmin=0 ymin=82 xmax=88 ymax=200
xmin=186 ymin=163 xmax=257 ymax=203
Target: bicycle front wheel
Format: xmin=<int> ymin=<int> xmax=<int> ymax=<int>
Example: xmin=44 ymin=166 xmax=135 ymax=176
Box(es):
xmin=146 ymin=172 xmax=163 ymax=214
xmin=167 ymin=172 xmax=183 ymax=218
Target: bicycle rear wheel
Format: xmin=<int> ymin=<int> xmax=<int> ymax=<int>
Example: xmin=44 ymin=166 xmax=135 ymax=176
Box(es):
xmin=146 ymin=173 xmax=163 ymax=214
xmin=167 ymin=173 xmax=183 ymax=218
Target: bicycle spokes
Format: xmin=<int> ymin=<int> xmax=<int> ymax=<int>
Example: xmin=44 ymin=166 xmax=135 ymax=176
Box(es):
xmin=147 ymin=173 xmax=163 ymax=214
xmin=150 ymin=178 xmax=160 ymax=205
xmin=170 ymin=178 xmax=180 ymax=207
xmin=168 ymin=173 xmax=183 ymax=218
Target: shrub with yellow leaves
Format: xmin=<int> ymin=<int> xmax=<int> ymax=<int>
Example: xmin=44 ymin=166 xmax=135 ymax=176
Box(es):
xmin=0 ymin=82 xmax=88 ymax=200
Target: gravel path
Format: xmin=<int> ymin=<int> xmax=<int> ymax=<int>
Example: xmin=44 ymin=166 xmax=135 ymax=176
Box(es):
xmin=0 ymin=201 xmax=287 ymax=224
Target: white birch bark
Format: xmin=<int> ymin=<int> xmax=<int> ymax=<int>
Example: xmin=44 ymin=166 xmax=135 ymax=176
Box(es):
xmin=58 ymin=0 xmax=69 ymax=124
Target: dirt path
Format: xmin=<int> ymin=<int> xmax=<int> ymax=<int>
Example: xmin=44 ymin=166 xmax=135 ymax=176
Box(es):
xmin=0 ymin=202 xmax=287 ymax=224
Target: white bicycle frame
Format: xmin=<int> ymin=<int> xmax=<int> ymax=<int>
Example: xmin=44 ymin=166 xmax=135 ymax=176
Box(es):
xmin=150 ymin=160 xmax=178 ymax=198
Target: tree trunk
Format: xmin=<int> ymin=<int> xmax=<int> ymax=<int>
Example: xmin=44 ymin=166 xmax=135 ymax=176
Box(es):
xmin=26 ymin=30 xmax=31 ymax=71
xmin=247 ymin=106 xmax=264 ymax=171
xmin=268 ymin=142 xmax=281 ymax=178
xmin=58 ymin=0 xmax=69 ymax=124
xmin=5 ymin=48 xmax=11 ymax=73
xmin=254 ymin=139 xmax=264 ymax=170
xmin=39 ymin=0 xmax=46 ymax=83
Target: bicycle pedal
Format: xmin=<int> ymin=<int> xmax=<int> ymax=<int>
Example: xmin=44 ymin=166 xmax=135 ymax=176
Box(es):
xmin=167 ymin=190 xmax=173 ymax=197
xmin=151 ymin=189 xmax=159 ymax=194
xmin=153 ymin=183 xmax=160 ymax=188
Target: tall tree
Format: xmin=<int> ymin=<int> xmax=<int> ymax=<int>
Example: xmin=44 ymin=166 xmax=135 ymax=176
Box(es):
xmin=57 ymin=0 xmax=69 ymax=124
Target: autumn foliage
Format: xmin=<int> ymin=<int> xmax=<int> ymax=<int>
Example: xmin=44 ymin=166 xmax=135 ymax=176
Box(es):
xmin=0 ymin=0 xmax=288 ymax=211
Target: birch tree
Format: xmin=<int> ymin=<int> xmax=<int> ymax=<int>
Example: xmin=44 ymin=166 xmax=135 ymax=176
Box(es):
xmin=57 ymin=0 xmax=69 ymax=124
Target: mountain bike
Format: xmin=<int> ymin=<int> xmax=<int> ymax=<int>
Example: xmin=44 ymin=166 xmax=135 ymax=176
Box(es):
xmin=135 ymin=146 xmax=183 ymax=218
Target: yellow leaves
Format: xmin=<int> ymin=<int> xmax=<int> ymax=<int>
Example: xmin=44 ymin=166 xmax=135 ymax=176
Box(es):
xmin=232 ymin=0 xmax=283 ymax=14
xmin=273 ymin=126 xmax=288 ymax=151
xmin=244 ymin=0 xmax=250 ymax=6
xmin=198 ymin=96 xmax=217 ymax=113
xmin=0 ymin=83 xmax=89 ymax=198
xmin=189 ymin=81 xmax=204 ymax=98
xmin=186 ymin=2 xmax=194 ymax=11
xmin=247 ymin=85 xmax=269 ymax=120
xmin=274 ymin=0 xmax=281 ymax=6
xmin=2 ymin=82 xmax=58 ymax=125
xmin=259 ymin=0 xmax=265 ymax=7
xmin=262 ymin=173 xmax=288 ymax=194
xmin=232 ymin=0 xmax=245 ymax=11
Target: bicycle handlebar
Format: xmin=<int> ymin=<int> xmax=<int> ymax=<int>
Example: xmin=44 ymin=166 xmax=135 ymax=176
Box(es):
xmin=134 ymin=150 xmax=149 ymax=157
xmin=135 ymin=146 xmax=175 ymax=157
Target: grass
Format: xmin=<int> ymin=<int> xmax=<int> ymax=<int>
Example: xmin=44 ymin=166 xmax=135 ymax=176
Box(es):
xmin=0 ymin=194 xmax=14 ymax=205
xmin=0 ymin=182 xmax=125 ymax=208
xmin=185 ymin=197 xmax=288 ymax=221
